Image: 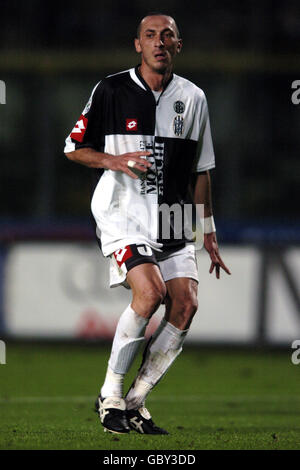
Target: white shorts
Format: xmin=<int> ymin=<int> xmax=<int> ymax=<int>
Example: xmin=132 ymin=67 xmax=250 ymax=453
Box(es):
xmin=109 ymin=243 xmax=198 ymax=289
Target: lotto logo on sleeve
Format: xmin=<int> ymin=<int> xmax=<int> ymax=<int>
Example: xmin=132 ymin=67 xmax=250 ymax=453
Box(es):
xmin=126 ymin=119 xmax=138 ymax=131
xmin=70 ymin=115 xmax=88 ymax=142
xmin=113 ymin=246 xmax=133 ymax=267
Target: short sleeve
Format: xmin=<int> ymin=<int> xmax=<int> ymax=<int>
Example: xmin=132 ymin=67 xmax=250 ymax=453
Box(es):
xmin=194 ymin=94 xmax=215 ymax=172
xmin=64 ymin=81 xmax=105 ymax=153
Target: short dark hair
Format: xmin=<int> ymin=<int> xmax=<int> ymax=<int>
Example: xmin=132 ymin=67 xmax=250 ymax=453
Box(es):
xmin=136 ymin=12 xmax=180 ymax=39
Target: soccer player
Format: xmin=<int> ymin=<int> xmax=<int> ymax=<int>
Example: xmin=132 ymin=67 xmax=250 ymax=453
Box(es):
xmin=64 ymin=13 xmax=231 ymax=434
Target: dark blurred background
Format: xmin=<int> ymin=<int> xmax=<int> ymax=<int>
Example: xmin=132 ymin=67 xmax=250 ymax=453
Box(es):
xmin=0 ymin=0 xmax=299 ymax=234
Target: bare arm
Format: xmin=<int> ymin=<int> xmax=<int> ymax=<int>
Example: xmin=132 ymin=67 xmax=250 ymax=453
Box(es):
xmin=65 ymin=148 xmax=152 ymax=179
xmin=193 ymin=170 xmax=213 ymax=218
xmin=193 ymin=171 xmax=231 ymax=279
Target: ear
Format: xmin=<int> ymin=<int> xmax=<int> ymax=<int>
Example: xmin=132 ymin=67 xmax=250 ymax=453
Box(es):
xmin=176 ymin=39 xmax=183 ymax=54
xmin=134 ymin=38 xmax=142 ymax=54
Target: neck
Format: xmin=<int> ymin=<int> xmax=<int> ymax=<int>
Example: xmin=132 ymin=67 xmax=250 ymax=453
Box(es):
xmin=139 ymin=63 xmax=172 ymax=92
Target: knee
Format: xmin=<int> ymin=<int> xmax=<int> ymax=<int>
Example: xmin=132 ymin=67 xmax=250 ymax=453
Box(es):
xmin=144 ymin=282 xmax=167 ymax=310
xmin=172 ymin=293 xmax=198 ymax=327
xmin=133 ymin=282 xmax=167 ymax=318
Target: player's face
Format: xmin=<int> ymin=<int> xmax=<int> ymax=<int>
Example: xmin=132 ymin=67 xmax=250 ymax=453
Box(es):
xmin=135 ymin=16 xmax=182 ymax=74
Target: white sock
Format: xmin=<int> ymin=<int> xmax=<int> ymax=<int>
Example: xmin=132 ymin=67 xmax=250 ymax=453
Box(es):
xmin=101 ymin=304 xmax=149 ymax=398
xmin=125 ymin=320 xmax=188 ymax=410
xmin=100 ymin=366 xmax=124 ymax=398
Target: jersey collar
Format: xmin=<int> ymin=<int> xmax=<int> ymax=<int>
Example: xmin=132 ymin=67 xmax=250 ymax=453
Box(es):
xmin=133 ymin=65 xmax=174 ymax=94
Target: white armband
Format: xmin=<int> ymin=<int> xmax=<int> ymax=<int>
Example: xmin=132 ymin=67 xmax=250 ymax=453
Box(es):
xmin=201 ymin=216 xmax=216 ymax=234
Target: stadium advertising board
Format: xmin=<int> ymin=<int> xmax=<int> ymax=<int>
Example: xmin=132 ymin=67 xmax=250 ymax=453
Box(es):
xmin=3 ymin=243 xmax=300 ymax=344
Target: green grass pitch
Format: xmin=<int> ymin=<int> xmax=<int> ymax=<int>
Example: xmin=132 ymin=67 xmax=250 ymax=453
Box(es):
xmin=0 ymin=342 xmax=300 ymax=450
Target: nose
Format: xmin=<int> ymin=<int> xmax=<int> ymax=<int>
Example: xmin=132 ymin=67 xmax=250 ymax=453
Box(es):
xmin=154 ymin=34 xmax=164 ymax=47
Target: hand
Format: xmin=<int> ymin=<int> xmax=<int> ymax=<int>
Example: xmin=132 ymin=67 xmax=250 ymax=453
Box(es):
xmin=204 ymin=232 xmax=231 ymax=279
xmin=106 ymin=151 xmax=153 ymax=179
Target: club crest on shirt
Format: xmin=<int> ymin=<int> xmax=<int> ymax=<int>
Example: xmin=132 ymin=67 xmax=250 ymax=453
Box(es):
xmin=173 ymin=100 xmax=185 ymax=114
xmin=173 ymin=115 xmax=184 ymax=136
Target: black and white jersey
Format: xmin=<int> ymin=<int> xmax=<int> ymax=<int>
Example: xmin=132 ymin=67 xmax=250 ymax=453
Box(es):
xmin=64 ymin=66 xmax=215 ymax=256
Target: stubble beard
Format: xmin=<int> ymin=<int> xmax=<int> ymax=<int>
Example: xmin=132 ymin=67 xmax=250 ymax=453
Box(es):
xmin=148 ymin=57 xmax=172 ymax=76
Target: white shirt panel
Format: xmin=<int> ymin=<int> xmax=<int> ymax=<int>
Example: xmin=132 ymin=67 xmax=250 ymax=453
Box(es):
xmin=153 ymin=74 xmax=215 ymax=172
xmin=91 ymin=133 xmax=162 ymax=256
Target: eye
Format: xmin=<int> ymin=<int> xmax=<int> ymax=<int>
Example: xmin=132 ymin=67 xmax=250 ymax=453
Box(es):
xmin=163 ymin=32 xmax=173 ymax=39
